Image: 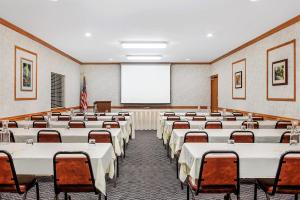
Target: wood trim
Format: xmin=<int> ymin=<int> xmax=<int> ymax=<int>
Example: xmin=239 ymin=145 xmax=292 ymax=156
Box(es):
xmin=0 ymin=18 xmax=81 ymax=64
xmin=266 ymin=39 xmax=296 ymax=101
xmin=232 ymin=58 xmax=247 ymax=100
xmin=0 ymin=106 xmax=79 ymax=121
xmin=81 ymin=62 xmax=211 ymax=65
xmin=87 ymin=105 xmax=209 ymax=109
xmin=211 ymin=15 xmax=300 ymax=64
xmin=14 ymin=46 xmax=38 ymax=100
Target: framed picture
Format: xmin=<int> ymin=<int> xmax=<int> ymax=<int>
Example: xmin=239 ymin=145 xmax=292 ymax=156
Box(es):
xmin=272 ymin=59 xmax=288 ymax=86
xmin=235 ymin=71 xmax=242 ymax=89
xmin=20 ymin=58 xmax=33 ymax=91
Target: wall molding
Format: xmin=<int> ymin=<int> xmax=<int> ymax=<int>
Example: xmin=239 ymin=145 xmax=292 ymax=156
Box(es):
xmin=232 ymin=58 xmax=247 ymax=100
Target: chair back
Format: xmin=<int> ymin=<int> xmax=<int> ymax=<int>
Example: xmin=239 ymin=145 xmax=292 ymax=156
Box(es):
xmin=102 ymin=121 xmax=120 ymax=128
xmin=112 ymin=116 xmax=126 ymax=121
xmin=210 ymin=112 xmax=221 ymax=117
xmin=205 ymin=121 xmax=222 ymax=129
xmin=164 ymin=112 xmax=175 ymax=117
xmin=98 ymin=113 xmax=106 ymax=116
xmin=68 ymin=121 xmax=85 ymax=128
xmin=192 ymin=116 xmax=206 ymax=121
xmin=85 ymin=115 xmax=98 ymax=121
xmin=52 ymin=112 xmax=61 ymax=116
xmin=88 ymin=130 xmax=112 ymax=143
xmin=252 ymin=116 xmax=264 ymax=121
xmin=275 ymin=120 xmax=292 ymax=129
xmin=167 ymin=116 xmax=180 ymax=121
xmin=172 ymin=121 xmax=190 ymax=129
xmin=37 ymin=130 xmax=62 ymax=143
xmin=184 ymin=131 xmax=208 ymax=143
xmin=185 ymin=112 xmax=197 ymax=117
xmin=232 ymin=112 xmax=243 ymax=117
xmin=118 ymin=112 xmax=130 ymax=116
xmin=53 ymin=152 xmax=96 ymax=194
xmin=75 ymin=112 xmax=84 ymax=116
xmin=33 ymin=120 xmax=48 ymax=128
xmin=230 ymin=130 xmax=254 ymax=143
xmin=224 ymin=116 xmax=236 ymax=121
xmin=242 ymin=121 xmax=259 ymax=129
xmin=31 ymin=115 xmax=44 ymax=121
xmin=0 ymin=121 xmax=19 ymax=128
xmin=58 ymin=115 xmax=71 ymax=121
xmin=280 ymin=131 xmax=291 ymax=143
xmin=197 ymin=151 xmax=239 ymax=193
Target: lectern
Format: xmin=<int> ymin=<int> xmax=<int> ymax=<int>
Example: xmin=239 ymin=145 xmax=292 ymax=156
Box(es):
xmin=94 ymin=101 xmax=111 ymax=112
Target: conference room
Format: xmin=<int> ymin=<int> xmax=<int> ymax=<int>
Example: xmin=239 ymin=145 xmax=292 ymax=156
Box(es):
xmin=0 ymin=0 xmax=299 ymax=199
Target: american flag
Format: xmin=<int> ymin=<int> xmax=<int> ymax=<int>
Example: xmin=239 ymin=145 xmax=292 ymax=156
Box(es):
xmin=80 ymin=76 xmax=88 ymax=111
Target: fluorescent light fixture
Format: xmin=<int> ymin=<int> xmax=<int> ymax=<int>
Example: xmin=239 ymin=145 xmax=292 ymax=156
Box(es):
xmin=85 ymin=32 xmax=92 ymax=37
xmin=206 ymin=33 xmax=213 ymax=38
xmin=121 ymin=42 xmax=167 ymax=49
xmin=250 ymin=0 xmax=259 ymax=1
xmin=185 ymin=58 xmax=191 ymax=61
xmin=108 ymin=58 xmax=113 ymax=61
xmin=126 ymin=55 xmax=163 ymax=60
xmin=50 ymin=0 xmax=59 ymax=2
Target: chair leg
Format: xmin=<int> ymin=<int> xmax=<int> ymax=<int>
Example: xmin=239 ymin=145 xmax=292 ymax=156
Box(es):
xmin=98 ymin=194 xmax=101 ymax=200
xmin=176 ymin=156 xmax=179 ymax=179
xmin=117 ymin=156 xmax=119 ymax=178
xmin=36 ymin=181 xmax=40 ymax=200
xmin=254 ymin=183 xmax=258 ymax=200
xmin=54 ymin=194 xmax=59 ymax=200
xmin=64 ymin=192 xmax=68 ymax=200
xmin=123 ymin=139 xmax=126 ymax=158
xmin=22 ymin=192 xmax=28 ymax=200
xmin=265 ymin=193 xmax=270 ymax=200
xmin=295 ymin=194 xmax=298 ymax=200
xmin=187 ymin=184 xmax=189 ymax=200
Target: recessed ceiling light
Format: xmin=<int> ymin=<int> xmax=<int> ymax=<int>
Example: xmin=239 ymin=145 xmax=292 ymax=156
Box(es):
xmin=206 ymin=33 xmax=213 ymax=38
xmin=85 ymin=32 xmax=92 ymax=37
xmin=108 ymin=58 xmax=113 ymax=61
xmin=121 ymin=42 xmax=167 ymax=49
xmin=126 ymin=55 xmax=163 ymax=60
xmin=250 ymin=0 xmax=259 ymax=2
xmin=185 ymin=58 xmax=191 ymax=61
xmin=49 ymin=0 xmax=59 ymax=2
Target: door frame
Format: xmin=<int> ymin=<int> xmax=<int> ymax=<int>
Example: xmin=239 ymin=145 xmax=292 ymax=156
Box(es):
xmin=210 ymin=74 xmax=218 ymax=112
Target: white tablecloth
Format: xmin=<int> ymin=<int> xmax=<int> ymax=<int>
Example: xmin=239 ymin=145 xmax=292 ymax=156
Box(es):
xmin=10 ymin=128 xmax=124 ymax=156
xmin=179 ymin=143 xmax=300 ymax=183
xmin=169 ymin=129 xmax=287 ymax=158
xmin=0 ymin=143 xmax=115 ymax=195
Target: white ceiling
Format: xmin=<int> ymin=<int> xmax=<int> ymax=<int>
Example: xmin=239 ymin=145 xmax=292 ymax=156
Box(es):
xmin=0 ymin=0 xmax=299 ymax=63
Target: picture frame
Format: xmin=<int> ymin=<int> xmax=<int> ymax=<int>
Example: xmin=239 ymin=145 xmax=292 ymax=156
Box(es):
xmin=235 ymin=71 xmax=243 ymax=89
xmin=272 ymin=59 xmax=288 ymax=86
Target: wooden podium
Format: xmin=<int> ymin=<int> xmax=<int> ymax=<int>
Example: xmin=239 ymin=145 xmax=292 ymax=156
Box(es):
xmin=94 ymin=101 xmax=111 ymax=112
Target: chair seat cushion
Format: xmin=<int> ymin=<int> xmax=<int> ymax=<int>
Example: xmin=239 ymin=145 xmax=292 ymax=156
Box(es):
xmin=257 ymin=178 xmax=300 ymax=194
xmin=0 ymin=175 xmax=36 ymax=194
xmin=56 ymin=184 xmax=95 ymax=193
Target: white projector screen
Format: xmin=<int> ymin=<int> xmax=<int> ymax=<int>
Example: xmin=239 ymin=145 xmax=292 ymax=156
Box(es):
xmin=121 ymin=64 xmax=171 ymax=104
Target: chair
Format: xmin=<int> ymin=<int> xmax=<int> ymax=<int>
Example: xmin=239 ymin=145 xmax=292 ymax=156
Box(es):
xmin=88 ymin=130 xmax=113 ymax=144
xmin=252 ymin=116 xmax=264 ymax=121
xmin=85 ymin=115 xmax=98 ymax=121
xmin=33 ymin=120 xmax=48 ymax=128
xmin=205 ymin=121 xmax=223 ymax=129
xmin=230 ymin=130 xmax=255 ymax=143
xmin=275 ymin=120 xmax=292 ymax=129
xmin=280 ymin=131 xmax=291 ymax=143
xmin=242 ymin=121 xmax=259 ymax=129
xmin=74 ymin=112 xmax=84 ymax=116
xmin=118 ymin=112 xmax=130 ymax=116
xmin=192 ymin=116 xmax=206 ymax=121
xmin=37 ymin=130 xmax=62 ymax=143
xmin=185 ymin=112 xmax=197 ymax=117
xmin=164 ymin=112 xmax=175 ymax=117
xmin=52 ymin=112 xmax=61 ymax=116
xmin=210 ymin=112 xmax=222 ymax=117
xmin=0 ymin=121 xmax=18 ymax=128
xmin=224 ymin=116 xmax=237 ymax=121
xmin=31 ymin=115 xmax=44 ymax=121
xmin=112 ymin=116 xmax=126 ymax=121
xmin=102 ymin=121 xmax=120 ymax=128
xmin=187 ymin=151 xmax=240 ymax=200
xmin=232 ymin=112 xmax=243 ymax=117
xmin=0 ymin=150 xmax=39 ymax=199
xmin=98 ymin=113 xmax=106 ymax=116
xmin=68 ymin=121 xmax=86 ymax=128
xmin=9 ymin=130 xmax=15 ymax=142
xmin=172 ymin=121 xmax=190 ymax=129
xmin=53 ymin=151 xmax=104 ymax=200
xmin=255 ymin=151 xmax=300 ymax=200
xmin=167 ymin=116 xmax=180 ymax=121
xmin=57 ymin=115 xmax=71 ymax=121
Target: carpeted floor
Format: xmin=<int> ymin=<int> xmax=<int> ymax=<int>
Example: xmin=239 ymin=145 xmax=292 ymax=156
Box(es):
xmin=1 ymin=131 xmax=297 ymax=199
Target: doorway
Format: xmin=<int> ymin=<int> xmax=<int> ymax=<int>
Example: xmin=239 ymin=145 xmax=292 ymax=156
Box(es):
xmin=211 ymin=75 xmax=218 ymax=112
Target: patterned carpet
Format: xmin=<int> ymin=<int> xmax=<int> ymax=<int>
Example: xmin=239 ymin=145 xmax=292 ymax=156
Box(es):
xmin=1 ymin=131 xmax=297 ymax=199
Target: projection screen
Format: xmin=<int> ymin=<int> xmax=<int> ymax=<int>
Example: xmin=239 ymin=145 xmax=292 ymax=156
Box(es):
xmin=121 ymin=64 xmax=171 ymax=104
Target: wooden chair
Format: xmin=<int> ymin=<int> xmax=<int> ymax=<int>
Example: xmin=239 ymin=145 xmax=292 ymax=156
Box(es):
xmin=187 ymin=151 xmax=240 ymax=200
xmin=252 ymin=116 xmax=264 ymax=121
xmin=224 ymin=116 xmax=237 ymax=121
xmin=53 ymin=151 xmax=104 ymax=200
xmin=230 ymin=130 xmax=255 ymax=143
xmin=172 ymin=121 xmax=190 ymax=129
xmin=98 ymin=113 xmax=106 ymax=116
xmin=74 ymin=112 xmax=84 ymax=116
xmin=280 ymin=131 xmax=291 ymax=143
xmin=192 ymin=116 xmax=206 ymax=121
xmin=85 ymin=115 xmax=98 ymax=121
xmin=167 ymin=116 xmax=180 ymax=121
xmin=185 ymin=112 xmax=197 ymax=117
xmin=164 ymin=112 xmax=175 ymax=117
xmin=275 ymin=120 xmax=292 ymax=129
xmin=118 ymin=112 xmax=130 ymax=116
xmin=242 ymin=121 xmax=259 ymax=129
xmin=57 ymin=115 xmax=71 ymax=121
xmin=112 ymin=116 xmax=126 ymax=121
xmin=31 ymin=115 xmax=44 ymax=121
xmin=33 ymin=120 xmax=48 ymax=128
xmin=210 ymin=112 xmax=222 ymax=117
xmin=52 ymin=112 xmax=61 ymax=116
xmin=0 ymin=150 xmax=40 ymax=199
xmin=205 ymin=121 xmax=223 ymax=129
xmin=102 ymin=121 xmax=120 ymax=128
xmin=255 ymin=151 xmax=300 ymax=200
xmin=0 ymin=121 xmax=19 ymax=128
xmin=37 ymin=130 xmax=62 ymax=143
xmin=68 ymin=121 xmax=86 ymax=128
xmin=232 ymin=112 xmax=243 ymax=117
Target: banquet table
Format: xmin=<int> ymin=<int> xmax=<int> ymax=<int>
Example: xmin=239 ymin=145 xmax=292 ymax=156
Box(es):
xmin=10 ymin=128 xmax=124 ymax=156
xmin=0 ymin=143 xmax=115 ymax=195
xmin=161 ymin=120 xmax=278 ymax=143
xmin=169 ymin=129 xmax=288 ymax=158
xmin=16 ymin=120 xmax=131 ymax=143
xmin=179 ymin=143 xmax=300 ymax=184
